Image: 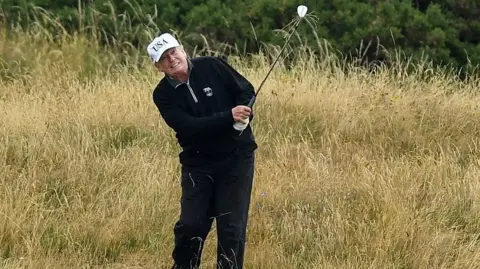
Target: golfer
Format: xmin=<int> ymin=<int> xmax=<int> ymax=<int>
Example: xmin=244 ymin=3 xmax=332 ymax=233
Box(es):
xmin=147 ymin=33 xmax=257 ymax=268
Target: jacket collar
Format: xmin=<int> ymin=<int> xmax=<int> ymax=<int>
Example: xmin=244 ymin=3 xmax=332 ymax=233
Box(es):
xmin=166 ymin=59 xmax=194 ymax=88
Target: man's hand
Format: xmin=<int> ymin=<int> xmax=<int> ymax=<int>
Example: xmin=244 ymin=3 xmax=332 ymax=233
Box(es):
xmin=232 ymin=105 xmax=251 ymax=123
xmin=233 ymin=117 xmax=249 ymax=131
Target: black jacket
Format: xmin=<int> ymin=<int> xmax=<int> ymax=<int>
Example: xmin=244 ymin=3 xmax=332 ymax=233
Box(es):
xmin=152 ymin=56 xmax=257 ymax=167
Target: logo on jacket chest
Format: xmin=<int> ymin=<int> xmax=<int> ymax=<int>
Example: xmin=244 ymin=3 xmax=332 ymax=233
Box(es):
xmin=203 ymin=87 xmax=213 ymax=97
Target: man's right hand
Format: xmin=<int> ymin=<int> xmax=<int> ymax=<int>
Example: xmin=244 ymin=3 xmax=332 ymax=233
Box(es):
xmin=232 ymin=105 xmax=251 ymax=123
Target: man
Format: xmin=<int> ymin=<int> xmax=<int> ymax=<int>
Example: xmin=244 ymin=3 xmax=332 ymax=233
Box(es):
xmin=147 ymin=33 xmax=257 ymax=269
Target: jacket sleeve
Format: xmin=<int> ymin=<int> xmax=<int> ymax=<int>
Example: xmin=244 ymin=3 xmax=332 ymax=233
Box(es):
xmin=153 ymin=87 xmax=233 ymax=139
xmin=211 ymin=57 xmax=256 ymax=110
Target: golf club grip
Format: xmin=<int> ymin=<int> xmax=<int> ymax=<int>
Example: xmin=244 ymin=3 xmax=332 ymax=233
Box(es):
xmin=247 ymin=95 xmax=256 ymax=108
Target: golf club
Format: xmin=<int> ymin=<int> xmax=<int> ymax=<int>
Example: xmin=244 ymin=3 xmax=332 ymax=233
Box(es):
xmin=247 ymin=4 xmax=308 ymax=108
xmin=237 ymin=5 xmax=308 ymax=135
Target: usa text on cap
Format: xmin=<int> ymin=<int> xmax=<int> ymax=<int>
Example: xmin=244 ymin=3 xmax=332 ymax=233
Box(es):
xmin=147 ymin=33 xmax=180 ymax=63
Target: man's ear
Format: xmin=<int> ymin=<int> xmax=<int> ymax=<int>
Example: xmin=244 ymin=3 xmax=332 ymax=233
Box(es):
xmin=179 ymin=45 xmax=189 ymax=58
xmin=155 ymin=62 xmax=165 ymax=73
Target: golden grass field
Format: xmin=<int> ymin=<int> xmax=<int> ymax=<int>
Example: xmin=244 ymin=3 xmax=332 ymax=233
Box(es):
xmin=1 ymin=29 xmax=480 ymax=268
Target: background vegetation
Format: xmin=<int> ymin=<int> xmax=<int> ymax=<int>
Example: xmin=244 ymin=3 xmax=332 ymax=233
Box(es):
xmin=1 ymin=0 xmax=479 ymax=75
xmin=1 ymin=1 xmax=480 ymax=268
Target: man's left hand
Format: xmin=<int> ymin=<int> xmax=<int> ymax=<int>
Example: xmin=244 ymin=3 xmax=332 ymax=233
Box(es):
xmin=233 ymin=117 xmax=249 ymax=131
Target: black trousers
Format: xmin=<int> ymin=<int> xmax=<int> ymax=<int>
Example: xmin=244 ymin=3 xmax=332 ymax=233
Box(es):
xmin=171 ymin=151 xmax=255 ymax=269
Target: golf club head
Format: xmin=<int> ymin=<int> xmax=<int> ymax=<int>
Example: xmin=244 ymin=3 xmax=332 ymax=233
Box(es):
xmin=297 ymin=5 xmax=308 ymax=18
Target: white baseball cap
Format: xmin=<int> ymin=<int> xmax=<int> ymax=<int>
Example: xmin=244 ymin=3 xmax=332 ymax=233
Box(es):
xmin=147 ymin=33 xmax=181 ymax=63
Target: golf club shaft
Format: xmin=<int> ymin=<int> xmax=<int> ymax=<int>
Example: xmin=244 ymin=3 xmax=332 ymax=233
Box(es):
xmin=247 ymin=17 xmax=303 ymax=108
xmin=239 ymin=13 xmax=306 ymax=136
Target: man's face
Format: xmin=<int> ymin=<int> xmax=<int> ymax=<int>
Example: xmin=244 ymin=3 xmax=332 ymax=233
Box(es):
xmin=155 ymin=47 xmax=188 ymax=77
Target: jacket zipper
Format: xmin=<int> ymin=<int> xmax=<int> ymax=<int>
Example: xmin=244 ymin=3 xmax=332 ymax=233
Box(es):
xmin=186 ymin=81 xmax=198 ymax=103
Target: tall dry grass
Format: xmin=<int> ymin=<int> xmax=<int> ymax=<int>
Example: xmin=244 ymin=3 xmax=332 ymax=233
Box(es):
xmin=2 ymin=11 xmax=480 ymax=268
